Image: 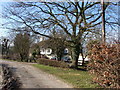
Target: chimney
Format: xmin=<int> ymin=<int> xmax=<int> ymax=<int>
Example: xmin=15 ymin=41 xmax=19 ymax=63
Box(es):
xmin=40 ymin=36 xmax=45 ymax=42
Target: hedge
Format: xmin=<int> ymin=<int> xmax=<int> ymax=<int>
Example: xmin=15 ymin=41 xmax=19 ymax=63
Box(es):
xmin=36 ymin=58 xmax=69 ymax=68
xmin=88 ymin=44 xmax=120 ymax=88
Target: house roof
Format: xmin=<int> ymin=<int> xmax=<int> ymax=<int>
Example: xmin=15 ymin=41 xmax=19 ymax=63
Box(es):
xmin=37 ymin=39 xmax=52 ymax=49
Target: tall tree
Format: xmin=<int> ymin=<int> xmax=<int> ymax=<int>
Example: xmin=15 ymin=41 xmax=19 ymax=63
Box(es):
xmin=2 ymin=38 xmax=9 ymax=57
xmin=49 ymin=30 xmax=66 ymax=61
xmin=14 ymin=33 xmax=30 ymax=62
xmin=3 ymin=1 xmax=118 ymax=68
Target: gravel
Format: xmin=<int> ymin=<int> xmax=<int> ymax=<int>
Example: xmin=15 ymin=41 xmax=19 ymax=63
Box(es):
xmin=0 ymin=59 xmax=73 ymax=88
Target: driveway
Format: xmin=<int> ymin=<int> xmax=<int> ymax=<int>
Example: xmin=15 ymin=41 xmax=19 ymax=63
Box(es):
xmin=0 ymin=59 xmax=73 ymax=88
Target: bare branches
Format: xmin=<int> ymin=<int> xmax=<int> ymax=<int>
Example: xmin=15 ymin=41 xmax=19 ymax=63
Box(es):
xmin=85 ymin=2 xmax=100 ymax=10
xmin=3 ymin=2 xmax=118 ymax=42
xmin=2 ymin=1 xmax=119 ymax=68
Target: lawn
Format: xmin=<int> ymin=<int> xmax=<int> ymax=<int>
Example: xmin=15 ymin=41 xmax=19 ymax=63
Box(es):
xmin=33 ymin=64 xmax=100 ymax=88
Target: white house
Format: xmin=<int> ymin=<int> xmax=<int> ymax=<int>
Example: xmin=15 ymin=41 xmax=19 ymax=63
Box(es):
xmin=39 ymin=48 xmax=69 ymax=59
xmin=40 ymin=48 xmax=52 ymax=55
xmin=78 ymin=55 xmax=89 ymax=65
xmin=37 ymin=37 xmax=69 ymax=59
xmin=37 ymin=36 xmax=90 ymax=64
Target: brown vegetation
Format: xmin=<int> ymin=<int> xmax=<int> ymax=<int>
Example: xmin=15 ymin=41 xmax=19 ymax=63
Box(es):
xmin=87 ymin=43 xmax=120 ymax=88
xmin=37 ymin=58 xmax=69 ymax=68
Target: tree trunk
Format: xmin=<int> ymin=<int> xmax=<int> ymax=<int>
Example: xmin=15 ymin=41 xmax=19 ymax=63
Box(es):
xmin=20 ymin=53 xmax=23 ymax=62
xmin=20 ymin=53 xmax=28 ymax=62
xmin=81 ymin=46 xmax=85 ymax=66
xmin=57 ymin=54 xmax=62 ymax=61
xmin=70 ymin=44 xmax=80 ymax=69
xmin=56 ymin=51 xmax=62 ymax=61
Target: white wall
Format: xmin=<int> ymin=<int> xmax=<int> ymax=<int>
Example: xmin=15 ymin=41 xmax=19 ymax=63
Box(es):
xmin=78 ymin=56 xmax=89 ymax=61
xmin=40 ymin=48 xmax=52 ymax=55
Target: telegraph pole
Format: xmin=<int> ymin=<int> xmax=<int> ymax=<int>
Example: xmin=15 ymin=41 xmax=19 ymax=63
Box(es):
xmin=101 ymin=0 xmax=106 ymax=44
xmin=118 ymin=1 xmax=120 ymax=42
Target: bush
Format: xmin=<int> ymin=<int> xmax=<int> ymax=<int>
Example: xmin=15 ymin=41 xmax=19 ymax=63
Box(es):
xmin=87 ymin=43 xmax=120 ymax=88
xmin=36 ymin=58 xmax=69 ymax=68
xmin=2 ymin=54 xmax=21 ymax=61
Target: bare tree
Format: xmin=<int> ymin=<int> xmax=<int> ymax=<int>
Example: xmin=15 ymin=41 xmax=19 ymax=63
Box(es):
xmin=1 ymin=38 xmax=9 ymax=57
xmin=2 ymin=1 xmax=118 ymax=68
xmin=49 ymin=30 xmax=67 ymax=61
xmin=14 ymin=32 xmax=30 ymax=62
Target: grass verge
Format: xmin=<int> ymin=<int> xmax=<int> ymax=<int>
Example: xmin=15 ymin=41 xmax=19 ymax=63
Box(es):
xmin=33 ymin=64 xmax=100 ymax=88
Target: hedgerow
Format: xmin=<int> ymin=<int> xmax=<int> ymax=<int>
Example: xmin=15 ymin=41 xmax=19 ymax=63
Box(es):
xmin=36 ymin=58 xmax=69 ymax=68
xmin=87 ymin=43 xmax=120 ymax=88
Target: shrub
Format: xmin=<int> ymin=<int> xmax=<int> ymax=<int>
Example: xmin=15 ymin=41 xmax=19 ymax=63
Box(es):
xmin=2 ymin=54 xmax=21 ymax=61
xmin=36 ymin=58 xmax=69 ymax=68
xmin=87 ymin=43 xmax=120 ymax=88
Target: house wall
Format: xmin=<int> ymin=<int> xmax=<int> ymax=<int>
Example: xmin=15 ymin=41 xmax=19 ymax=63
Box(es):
xmin=40 ymin=48 xmax=69 ymax=59
xmin=64 ymin=48 xmax=69 ymax=54
xmin=40 ymin=48 xmax=52 ymax=55
xmin=78 ymin=56 xmax=89 ymax=61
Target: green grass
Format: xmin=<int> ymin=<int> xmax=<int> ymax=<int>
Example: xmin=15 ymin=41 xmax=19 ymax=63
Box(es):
xmin=33 ymin=64 xmax=100 ymax=88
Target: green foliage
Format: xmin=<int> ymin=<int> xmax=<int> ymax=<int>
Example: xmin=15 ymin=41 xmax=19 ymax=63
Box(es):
xmin=32 ymin=50 xmax=37 ymax=58
xmin=31 ymin=44 xmax=40 ymax=55
xmin=36 ymin=58 xmax=69 ymax=68
xmin=88 ymin=43 xmax=120 ymax=88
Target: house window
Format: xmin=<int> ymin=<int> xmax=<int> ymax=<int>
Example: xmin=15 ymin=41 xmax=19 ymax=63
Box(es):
xmin=64 ymin=48 xmax=68 ymax=53
xmin=47 ymin=49 xmax=50 ymax=53
xmin=42 ymin=49 xmax=45 ymax=52
xmin=65 ymin=50 xmax=67 ymax=53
